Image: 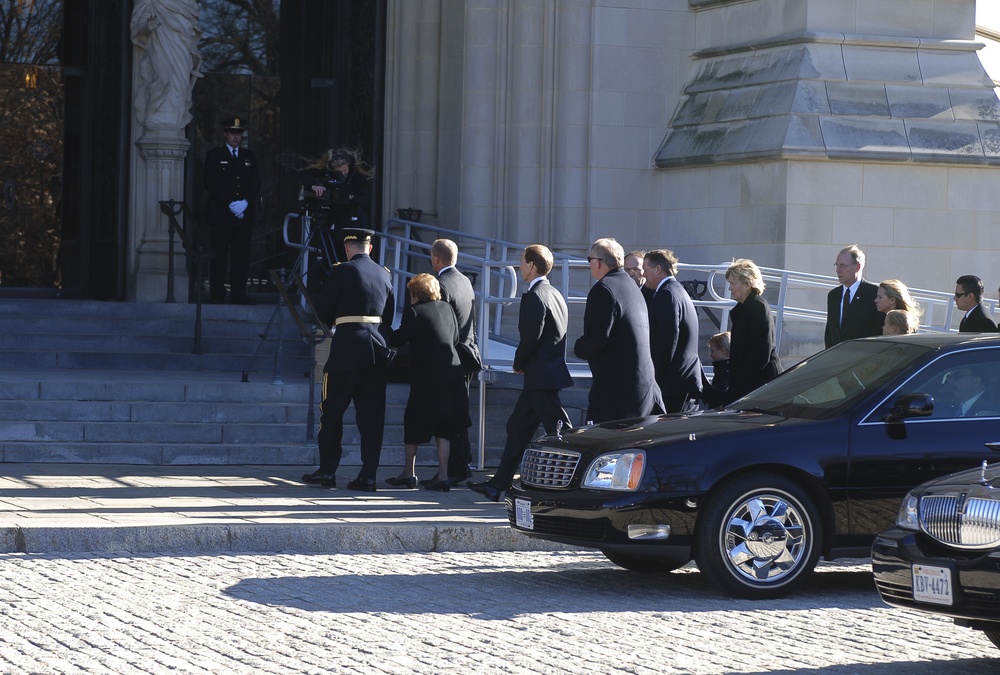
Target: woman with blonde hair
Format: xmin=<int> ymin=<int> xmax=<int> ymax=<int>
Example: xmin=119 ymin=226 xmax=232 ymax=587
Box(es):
xmin=724 ymin=259 xmax=782 ymax=403
xmin=387 ymin=273 xmax=468 ymax=491
xmin=875 ymin=279 xmax=922 ymax=318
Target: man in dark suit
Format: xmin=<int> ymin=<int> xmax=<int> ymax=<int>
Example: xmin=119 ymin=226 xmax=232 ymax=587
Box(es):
xmin=574 ymin=238 xmax=663 ymax=423
xmin=203 ymin=117 xmax=261 ymax=304
xmin=468 ymin=245 xmax=574 ymax=502
xmin=956 ymin=275 xmax=997 ymax=332
xmin=430 ymin=238 xmax=477 ymax=485
xmin=824 ymin=244 xmax=883 ymax=348
xmin=302 ymin=228 xmax=395 ymax=492
xmin=643 ymin=249 xmax=703 ymax=413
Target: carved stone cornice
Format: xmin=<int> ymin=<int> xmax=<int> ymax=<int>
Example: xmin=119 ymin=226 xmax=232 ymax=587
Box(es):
xmin=136 ymin=136 xmax=190 ymax=161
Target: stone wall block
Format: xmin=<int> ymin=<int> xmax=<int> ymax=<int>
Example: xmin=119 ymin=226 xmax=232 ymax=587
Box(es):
xmin=819 ymin=117 xmax=909 ymax=160
xmin=904 ymin=120 xmax=985 ymax=163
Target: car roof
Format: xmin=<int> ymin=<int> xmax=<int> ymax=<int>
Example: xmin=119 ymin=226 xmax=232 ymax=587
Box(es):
xmin=856 ymin=333 xmax=1000 ymax=350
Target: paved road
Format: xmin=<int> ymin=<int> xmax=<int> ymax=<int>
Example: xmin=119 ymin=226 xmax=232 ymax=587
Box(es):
xmin=1 ymin=551 xmax=997 ymax=674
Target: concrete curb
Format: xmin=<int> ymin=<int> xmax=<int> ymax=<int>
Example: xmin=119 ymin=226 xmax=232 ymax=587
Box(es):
xmin=0 ymin=523 xmax=575 ymax=555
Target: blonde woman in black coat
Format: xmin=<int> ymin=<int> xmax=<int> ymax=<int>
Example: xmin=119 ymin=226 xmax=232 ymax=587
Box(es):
xmin=724 ymin=259 xmax=782 ymax=403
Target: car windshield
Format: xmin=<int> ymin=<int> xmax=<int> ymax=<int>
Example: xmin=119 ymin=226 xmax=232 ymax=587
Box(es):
xmin=729 ymin=340 xmax=932 ymax=420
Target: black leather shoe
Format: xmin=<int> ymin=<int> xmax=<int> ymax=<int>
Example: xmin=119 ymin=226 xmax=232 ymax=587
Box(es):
xmin=347 ymin=477 xmax=377 ymax=492
xmin=424 ymin=478 xmax=450 ymax=492
xmin=385 ymin=475 xmax=417 ymax=489
xmin=468 ymin=481 xmax=501 ymax=502
xmin=445 ymin=468 xmax=473 ymax=486
xmin=301 ymin=470 xmax=336 ymax=487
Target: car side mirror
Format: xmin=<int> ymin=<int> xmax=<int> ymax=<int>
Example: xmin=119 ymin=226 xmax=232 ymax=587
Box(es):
xmin=884 ymin=393 xmax=934 ymax=423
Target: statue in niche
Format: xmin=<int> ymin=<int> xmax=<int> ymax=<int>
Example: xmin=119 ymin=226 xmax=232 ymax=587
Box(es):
xmin=130 ymin=0 xmax=203 ymax=131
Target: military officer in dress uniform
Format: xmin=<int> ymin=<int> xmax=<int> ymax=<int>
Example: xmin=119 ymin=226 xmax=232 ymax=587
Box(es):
xmin=302 ymin=228 xmax=395 ymax=492
xmin=203 ymin=117 xmax=261 ymax=304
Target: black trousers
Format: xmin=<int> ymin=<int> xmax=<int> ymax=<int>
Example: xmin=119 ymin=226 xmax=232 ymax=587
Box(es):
xmin=488 ymin=389 xmax=572 ymax=490
xmin=316 ymin=366 xmax=388 ymax=480
xmin=446 ymin=372 xmax=474 ymax=479
xmin=209 ymin=221 xmax=252 ymax=299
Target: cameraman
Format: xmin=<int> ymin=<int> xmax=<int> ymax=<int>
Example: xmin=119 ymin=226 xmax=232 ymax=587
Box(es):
xmin=299 ymin=147 xmax=373 ymax=264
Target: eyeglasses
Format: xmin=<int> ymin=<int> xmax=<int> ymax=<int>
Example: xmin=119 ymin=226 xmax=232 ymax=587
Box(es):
xmin=587 ymin=257 xmax=601 ymax=264
xmin=955 ymin=291 xmax=971 ymax=299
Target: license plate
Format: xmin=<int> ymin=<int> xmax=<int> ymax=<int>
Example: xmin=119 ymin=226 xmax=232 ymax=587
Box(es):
xmin=912 ymin=565 xmax=953 ymax=606
xmin=515 ymin=498 xmax=533 ymax=530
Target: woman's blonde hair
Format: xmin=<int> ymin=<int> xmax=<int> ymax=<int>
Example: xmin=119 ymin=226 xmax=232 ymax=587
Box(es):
xmin=879 ymin=279 xmax=923 ymax=317
xmin=726 ymin=258 xmax=765 ymax=294
xmin=407 ymin=273 xmax=441 ymax=302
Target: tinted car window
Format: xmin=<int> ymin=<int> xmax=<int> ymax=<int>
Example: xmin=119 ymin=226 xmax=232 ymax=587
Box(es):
xmin=865 ymin=346 xmax=1000 ymax=422
xmin=733 ymin=341 xmax=931 ymax=420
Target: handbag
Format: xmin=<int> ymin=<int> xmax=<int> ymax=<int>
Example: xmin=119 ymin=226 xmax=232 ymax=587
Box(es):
xmin=456 ymin=341 xmax=482 ymax=374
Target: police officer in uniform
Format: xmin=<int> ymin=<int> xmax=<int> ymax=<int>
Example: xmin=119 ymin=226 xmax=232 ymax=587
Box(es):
xmin=302 ymin=228 xmax=395 ymax=492
xmin=203 ymin=117 xmax=261 ymax=304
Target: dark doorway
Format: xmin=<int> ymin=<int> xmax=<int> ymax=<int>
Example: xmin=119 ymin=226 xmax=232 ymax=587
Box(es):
xmin=191 ymin=0 xmax=385 ymax=300
xmin=0 ymin=0 xmax=129 ymax=299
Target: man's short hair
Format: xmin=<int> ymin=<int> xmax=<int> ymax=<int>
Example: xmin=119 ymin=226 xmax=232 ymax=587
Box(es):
xmin=644 ymin=249 xmax=678 ymax=277
xmin=523 ymin=244 xmax=554 ymax=277
xmin=957 ymin=274 xmax=985 ymax=302
xmin=625 ymin=250 xmax=646 ymax=262
xmin=431 ymin=239 xmax=458 ymax=266
xmin=590 ymin=238 xmax=624 ymax=269
xmin=840 ymin=244 xmax=865 ymax=269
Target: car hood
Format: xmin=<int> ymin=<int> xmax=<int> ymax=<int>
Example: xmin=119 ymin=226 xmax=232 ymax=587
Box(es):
xmin=544 ymin=408 xmax=805 ymax=453
xmin=912 ymin=460 xmax=1000 ymax=495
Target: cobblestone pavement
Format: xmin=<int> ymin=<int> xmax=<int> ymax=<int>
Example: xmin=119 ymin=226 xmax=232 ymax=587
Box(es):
xmin=1 ymin=551 xmax=999 ymax=675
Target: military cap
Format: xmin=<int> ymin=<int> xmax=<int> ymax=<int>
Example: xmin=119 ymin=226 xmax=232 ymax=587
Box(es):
xmin=341 ymin=228 xmax=375 ymax=243
xmin=221 ymin=117 xmax=247 ymax=132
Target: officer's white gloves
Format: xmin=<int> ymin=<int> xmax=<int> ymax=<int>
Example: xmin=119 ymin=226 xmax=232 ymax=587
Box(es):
xmin=229 ymin=199 xmax=249 ymax=219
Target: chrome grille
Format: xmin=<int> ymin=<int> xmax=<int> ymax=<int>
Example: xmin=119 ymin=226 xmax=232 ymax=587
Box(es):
xmin=920 ymin=494 xmax=1000 ymax=548
xmin=520 ymin=447 xmax=581 ymax=488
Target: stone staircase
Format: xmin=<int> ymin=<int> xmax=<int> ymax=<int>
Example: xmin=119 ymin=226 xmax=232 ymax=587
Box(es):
xmin=0 ymin=298 xmax=591 ymax=467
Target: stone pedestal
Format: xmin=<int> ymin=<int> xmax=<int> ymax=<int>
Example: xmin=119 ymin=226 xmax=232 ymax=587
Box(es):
xmin=130 ymin=134 xmax=191 ymax=303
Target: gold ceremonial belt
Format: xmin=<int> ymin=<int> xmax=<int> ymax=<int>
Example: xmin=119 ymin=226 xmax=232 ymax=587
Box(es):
xmin=334 ymin=315 xmax=382 ymax=326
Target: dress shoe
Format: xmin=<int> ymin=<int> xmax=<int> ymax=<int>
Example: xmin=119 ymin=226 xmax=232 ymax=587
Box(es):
xmin=347 ymin=477 xmax=377 ymax=492
xmin=468 ymin=481 xmax=502 ymax=503
xmin=385 ymin=475 xmax=417 ymax=489
xmin=424 ymin=477 xmax=450 ymax=492
xmin=450 ymin=468 xmax=474 ymax=486
xmin=301 ymin=470 xmax=337 ymax=487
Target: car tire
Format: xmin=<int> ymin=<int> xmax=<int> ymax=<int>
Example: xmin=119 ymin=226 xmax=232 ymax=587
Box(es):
xmin=602 ymin=551 xmax=684 ymax=574
xmin=695 ymin=473 xmax=821 ymax=600
xmin=984 ymin=631 xmax=1000 ymax=651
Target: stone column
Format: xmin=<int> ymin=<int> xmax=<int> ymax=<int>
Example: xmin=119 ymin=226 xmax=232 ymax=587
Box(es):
xmin=128 ymin=0 xmax=202 ymax=302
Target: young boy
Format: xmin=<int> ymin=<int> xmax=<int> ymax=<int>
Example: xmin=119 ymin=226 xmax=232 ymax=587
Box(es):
xmin=702 ymin=331 xmax=730 ymax=408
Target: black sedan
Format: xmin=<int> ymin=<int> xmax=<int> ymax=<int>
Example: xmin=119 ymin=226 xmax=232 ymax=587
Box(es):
xmin=873 ymin=462 xmax=1000 ymax=650
xmin=506 ymin=334 xmax=1000 ymax=599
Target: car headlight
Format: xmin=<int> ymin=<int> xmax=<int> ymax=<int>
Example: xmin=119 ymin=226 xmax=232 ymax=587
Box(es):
xmin=582 ymin=451 xmax=645 ymax=491
xmin=896 ymin=492 xmax=920 ymax=531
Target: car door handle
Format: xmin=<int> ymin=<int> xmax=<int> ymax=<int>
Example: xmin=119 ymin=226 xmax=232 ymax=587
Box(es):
xmin=986 ymin=442 xmax=1000 ymax=452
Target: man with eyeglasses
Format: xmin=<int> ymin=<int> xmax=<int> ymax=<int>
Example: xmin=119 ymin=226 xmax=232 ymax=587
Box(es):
xmin=574 ymin=238 xmax=663 ymax=423
xmin=824 ymin=244 xmax=883 ymax=348
xmin=955 ymin=274 xmax=997 ymax=332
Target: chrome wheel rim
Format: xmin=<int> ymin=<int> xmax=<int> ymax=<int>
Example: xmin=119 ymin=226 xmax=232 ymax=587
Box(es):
xmin=721 ymin=492 xmax=809 ymax=585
